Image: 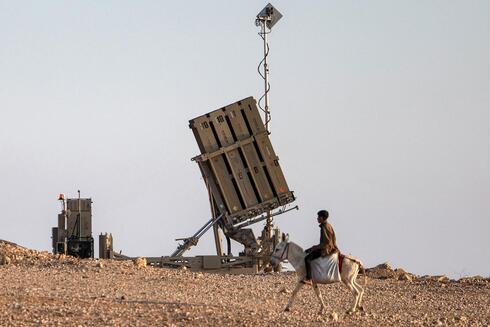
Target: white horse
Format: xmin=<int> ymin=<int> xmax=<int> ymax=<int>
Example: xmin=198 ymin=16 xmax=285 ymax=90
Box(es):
xmin=270 ymin=238 xmax=366 ymax=314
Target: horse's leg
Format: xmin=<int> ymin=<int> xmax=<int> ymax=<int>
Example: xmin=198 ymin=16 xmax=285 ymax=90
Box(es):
xmin=352 ymin=266 xmax=365 ymax=311
xmin=342 ymin=263 xmax=360 ymax=314
xmin=312 ymin=282 xmax=326 ymax=314
xmin=344 ymin=279 xmax=360 ymax=313
xmin=353 ymin=279 xmax=364 ymax=311
xmin=284 ymin=281 xmax=303 ymax=312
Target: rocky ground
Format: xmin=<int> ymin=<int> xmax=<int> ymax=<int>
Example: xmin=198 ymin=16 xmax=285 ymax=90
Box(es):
xmin=1 ymin=240 xmax=489 ymax=326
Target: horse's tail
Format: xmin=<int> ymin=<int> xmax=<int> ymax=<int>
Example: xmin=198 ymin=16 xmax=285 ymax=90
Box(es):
xmin=353 ymin=260 xmax=367 ymax=287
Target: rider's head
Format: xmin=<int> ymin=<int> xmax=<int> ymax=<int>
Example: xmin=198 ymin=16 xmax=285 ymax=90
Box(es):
xmin=317 ymin=210 xmax=329 ymax=223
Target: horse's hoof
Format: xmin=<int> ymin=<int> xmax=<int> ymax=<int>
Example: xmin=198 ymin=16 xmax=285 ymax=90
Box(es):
xmin=346 ymin=309 xmax=356 ymax=315
xmin=358 ymin=305 xmax=365 ymax=312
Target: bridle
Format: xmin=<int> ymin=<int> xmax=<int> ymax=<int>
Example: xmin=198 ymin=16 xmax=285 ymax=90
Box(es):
xmin=271 ymin=242 xmax=289 ymax=262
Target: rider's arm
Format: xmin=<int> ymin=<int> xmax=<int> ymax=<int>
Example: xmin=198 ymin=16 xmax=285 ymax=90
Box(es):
xmin=310 ymin=225 xmax=328 ymax=251
xmin=317 ymin=225 xmax=328 ymax=251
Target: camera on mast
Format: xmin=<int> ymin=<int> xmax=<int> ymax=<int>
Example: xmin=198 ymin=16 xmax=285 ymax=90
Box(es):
xmin=255 ymin=3 xmax=283 ymax=29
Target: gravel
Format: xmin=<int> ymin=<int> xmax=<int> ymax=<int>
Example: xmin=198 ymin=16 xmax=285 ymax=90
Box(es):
xmin=1 ymin=240 xmax=489 ymax=326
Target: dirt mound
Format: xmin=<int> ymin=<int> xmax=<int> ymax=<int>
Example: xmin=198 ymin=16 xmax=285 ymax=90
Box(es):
xmin=365 ymin=262 xmax=417 ymax=281
xmin=0 ymin=239 xmax=78 ymax=266
xmin=458 ymin=275 xmax=489 ymax=284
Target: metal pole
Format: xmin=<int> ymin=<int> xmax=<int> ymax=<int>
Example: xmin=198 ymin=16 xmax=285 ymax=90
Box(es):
xmin=77 ymin=190 xmax=81 ymax=240
xmin=61 ymin=196 xmax=67 ymax=254
xmin=261 ymin=19 xmax=273 ymax=239
xmin=171 ymin=213 xmax=225 ymax=257
xmin=208 ymin=186 xmax=223 ymax=256
xmin=262 ymin=20 xmax=270 ymax=132
xmin=234 ymin=205 xmax=299 ymax=229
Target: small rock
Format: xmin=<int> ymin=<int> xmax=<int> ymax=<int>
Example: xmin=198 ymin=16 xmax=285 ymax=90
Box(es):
xmin=133 ymin=257 xmax=147 ymax=268
xmin=398 ymin=273 xmax=412 ymax=282
xmin=279 ymin=287 xmax=290 ymax=294
xmin=329 ymin=312 xmax=339 ymax=322
xmin=436 ymin=275 xmax=449 ymax=283
xmin=0 ymin=255 xmax=11 ymax=265
xmin=96 ymin=262 xmax=104 ymax=268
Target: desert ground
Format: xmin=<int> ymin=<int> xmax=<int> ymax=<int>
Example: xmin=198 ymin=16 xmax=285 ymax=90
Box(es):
xmin=1 ymin=240 xmax=489 ymax=326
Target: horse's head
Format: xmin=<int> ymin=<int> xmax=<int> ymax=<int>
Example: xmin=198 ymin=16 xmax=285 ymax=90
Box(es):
xmin=270 ymin=233 xmax=289 ymax=269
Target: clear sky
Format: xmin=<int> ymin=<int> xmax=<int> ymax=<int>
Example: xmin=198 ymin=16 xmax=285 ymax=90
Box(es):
xmin=1 ymin=1 xmax=489 ymax=278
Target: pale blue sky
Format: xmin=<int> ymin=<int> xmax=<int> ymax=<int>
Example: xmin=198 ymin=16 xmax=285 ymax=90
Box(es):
xmin=1 ymin=1 xmax=489 ymax=278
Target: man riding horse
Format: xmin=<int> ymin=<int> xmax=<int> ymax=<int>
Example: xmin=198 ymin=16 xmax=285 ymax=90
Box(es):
xmin=270 ymin=210 xmax=365 ymax=313
xmin=302 ymin=209 xmax=338 ymax=285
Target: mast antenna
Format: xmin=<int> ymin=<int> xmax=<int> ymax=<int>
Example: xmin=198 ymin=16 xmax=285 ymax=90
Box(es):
xmin=255 ymin=3 xmax=283 ymax=240
xmin=255 ymin=3 xmax=282 ymax=133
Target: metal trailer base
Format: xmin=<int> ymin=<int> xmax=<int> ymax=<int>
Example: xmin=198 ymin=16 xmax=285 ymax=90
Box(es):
xmin=146 ymin=255 xmax=259 ymax=274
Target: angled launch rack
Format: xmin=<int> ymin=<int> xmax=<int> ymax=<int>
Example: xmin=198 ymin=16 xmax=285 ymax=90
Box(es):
xmin=190 ymin=96 xmax=295 ymax=226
